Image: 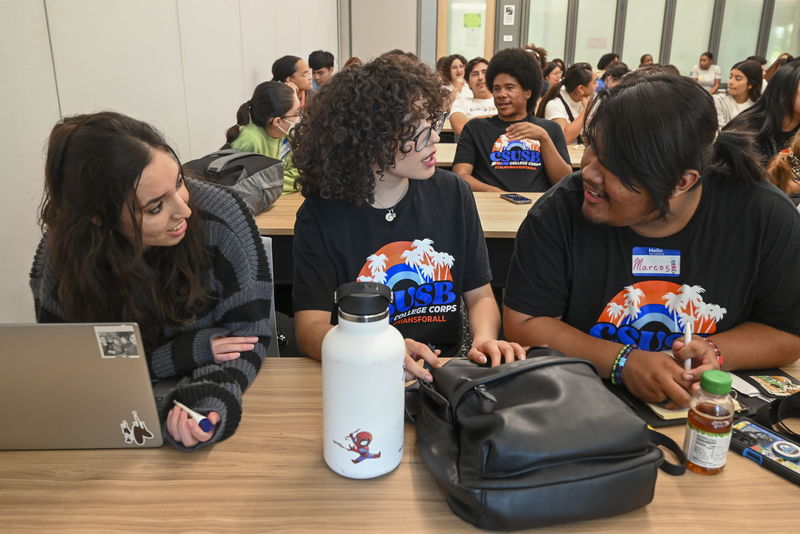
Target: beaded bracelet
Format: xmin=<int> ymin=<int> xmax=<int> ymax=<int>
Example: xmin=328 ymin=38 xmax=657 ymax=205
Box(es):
xmin=703 ymin=337 xmax=723 ymax=366
xmin=610 ymin=344 xmax=636 ymax=385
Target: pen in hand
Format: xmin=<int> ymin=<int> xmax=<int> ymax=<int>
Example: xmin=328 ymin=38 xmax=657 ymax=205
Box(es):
xmin=173 ymin=400 xmax=215 ymax=432
xmin=683 ymin=322 xmax=692 ymax=372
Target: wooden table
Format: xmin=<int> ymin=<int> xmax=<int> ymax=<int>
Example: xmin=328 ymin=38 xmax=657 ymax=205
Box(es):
xmin=255 ymin=191 xmax=537 ymax=240
xmin=435 ymin=143 xmax=584 ymax=169
xmin=2 ymin=357 xmax=796 ymax=533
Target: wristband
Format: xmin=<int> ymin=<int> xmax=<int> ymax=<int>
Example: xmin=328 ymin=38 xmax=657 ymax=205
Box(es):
xmin=610 ymin=344 xmax=636 ymax=385
xmin=703 ymin=337 xmax=723 ymax=366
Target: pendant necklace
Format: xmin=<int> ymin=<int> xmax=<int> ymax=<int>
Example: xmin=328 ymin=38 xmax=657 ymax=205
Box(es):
xmin=373 ymin=181 xmax=409 ymax=222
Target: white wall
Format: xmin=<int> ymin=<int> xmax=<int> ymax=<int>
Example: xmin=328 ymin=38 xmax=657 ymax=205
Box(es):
xmin=0 ymin=0 xmax=338 ymax=322
xmin=350 ymin=0 xmax=417 ymax=61
xmin=0 ymin=1 xmax=61 ymax=323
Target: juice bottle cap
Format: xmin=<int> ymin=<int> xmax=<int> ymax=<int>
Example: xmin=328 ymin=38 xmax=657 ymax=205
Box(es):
xmin=700 ymin=369 xmax=732 ymax=395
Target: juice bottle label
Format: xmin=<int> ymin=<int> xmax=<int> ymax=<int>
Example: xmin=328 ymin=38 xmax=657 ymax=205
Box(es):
xmin=683 ymin=422 xmax=731 ymax=469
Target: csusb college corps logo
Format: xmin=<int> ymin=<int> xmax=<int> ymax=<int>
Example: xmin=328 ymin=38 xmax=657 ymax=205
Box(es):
xmin=356 ymin=239 xmax=457 ymax=324
xmin=590 ymin=281 xmax=727 ymax=352
xmin=490 ymin=134 xmax=542 ymax=170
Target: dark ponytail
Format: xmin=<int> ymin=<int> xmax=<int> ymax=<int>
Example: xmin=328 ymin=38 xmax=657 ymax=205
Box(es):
xmin=536 ymin=63 xmax=593 ymax=117
xmin=708 ymin=130 xmax=766 ymax=184
xmin=225 ymin=81 xmax=295 ymax=145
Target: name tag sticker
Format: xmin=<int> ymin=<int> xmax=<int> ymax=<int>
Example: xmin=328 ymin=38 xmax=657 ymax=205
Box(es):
xmin=632 ymin=247 xmax=680 ymax=277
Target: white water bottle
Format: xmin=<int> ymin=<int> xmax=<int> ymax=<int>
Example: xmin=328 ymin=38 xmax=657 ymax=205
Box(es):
xmin=322 ymin=282 xmax=406 ymax=479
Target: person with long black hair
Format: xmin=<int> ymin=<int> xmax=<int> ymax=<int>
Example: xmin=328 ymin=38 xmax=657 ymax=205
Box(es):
xmin=226 ymin=81 xmax=301 ymax=194
xmin=504 ymin=73 xmax=800 ymax=409
xmin=726 ymin=58 xmax=800 ymax=164
xmin=713 ymin=60 xmax=762 ymax=128
xmin=537 ymin=62 xmax=596 ymax=144
xmin=31 ymin=112 xmax=272 ymax=450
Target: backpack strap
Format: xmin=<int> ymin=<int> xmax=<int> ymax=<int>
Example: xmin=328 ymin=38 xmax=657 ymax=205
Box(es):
xmin=648 ymin=429 xmax=687 ymax=476
xmin=206 ymin=150 xmax=250 ymax=175
xmin=556 ymin=93 xmax=583 ymax=145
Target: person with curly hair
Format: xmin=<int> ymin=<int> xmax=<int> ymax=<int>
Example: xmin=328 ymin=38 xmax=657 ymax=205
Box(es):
xmin=291 ymin=53 xmax=525 ymax=380
xmin=454 ymin=48 xmax=572 ymax=192
xmin=437 ymin=54 xmax=471 ymax=108
xmin=767 ymin=129 xmax=800 ymax=205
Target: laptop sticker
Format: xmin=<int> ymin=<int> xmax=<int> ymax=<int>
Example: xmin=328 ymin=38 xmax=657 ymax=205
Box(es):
xmin=120 ymin=411 xmax=155 ymax=445
xmin=95 ymin=325 xmax=140 ymax=359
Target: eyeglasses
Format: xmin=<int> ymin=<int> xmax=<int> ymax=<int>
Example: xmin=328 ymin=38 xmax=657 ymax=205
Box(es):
xmin=410 ymin=112 xmax=447 ymax=152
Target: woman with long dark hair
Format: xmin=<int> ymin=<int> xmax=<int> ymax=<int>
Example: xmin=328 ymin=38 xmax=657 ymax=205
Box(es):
xmin=437 ymin=53 xmax=471 ymax=107
xmin=713 ymin=60 xmax=762 ymax=128
xmin=227 ymin=81 xmax=300 ymax=194
xmin=31 ymin=111 xmax=272 ymax=450
xmin=290 ymin=53 xmax=524 ymax=379
xmin=537 ymin=62 xmax=596 ymax=143
xmin=726 ymin=58 xmax=800 ymax=164
xmin=504 ymin=73 xmax=800 ymax=408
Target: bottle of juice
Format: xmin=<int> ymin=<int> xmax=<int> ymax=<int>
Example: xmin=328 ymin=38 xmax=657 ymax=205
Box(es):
xmin=683 ymin=370 xmax=735 ymax=474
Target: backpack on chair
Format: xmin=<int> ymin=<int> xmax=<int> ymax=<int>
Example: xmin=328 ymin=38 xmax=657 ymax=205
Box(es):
xmin=183 ymin=149 xmax=283 ymax=215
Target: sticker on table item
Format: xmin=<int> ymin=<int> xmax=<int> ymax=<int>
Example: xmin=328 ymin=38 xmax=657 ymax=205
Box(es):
xmin=95 ymin=325 xmax=140 ymax=359
xmin=632 ymin=247 xmax=680 ymax=277
xmin=333 ymin=429 xmax=382 ymax=464
xmin=750 ymin=375 xmax=800 ymax=397
xmin=120 ymin=411 xmax=154 ymax=445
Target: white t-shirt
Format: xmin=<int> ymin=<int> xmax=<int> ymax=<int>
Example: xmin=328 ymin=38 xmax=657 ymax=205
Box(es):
xmin=450 ymin=95 xmax=496 ymax=119
xmin=543 ymin=86 xmax=584 ymax=123
xmin=690 ymin=64 xmax=722 ymax=92
xmin=444 ymin=82 xmax=473 ymax=100
xmin=713 ymin=93 xmax=754 ymax=128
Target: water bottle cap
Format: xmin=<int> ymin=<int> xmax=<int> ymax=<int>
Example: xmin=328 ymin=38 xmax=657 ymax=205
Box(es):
xmin=335 ymin=282 xmax=392 ymax=317
xmin=700 ymin=369 xmax=732 ymax=395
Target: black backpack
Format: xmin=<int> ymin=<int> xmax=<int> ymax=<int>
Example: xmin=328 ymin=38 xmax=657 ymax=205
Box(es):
xmin=414 ymin=350 xmax=686 ymax=531
xmin=183 ymin=150 xmax=283 ymax=215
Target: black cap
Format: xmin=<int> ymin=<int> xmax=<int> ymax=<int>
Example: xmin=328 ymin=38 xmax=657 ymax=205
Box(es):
xmin=335 ymin=282 xmax=392 ymax=316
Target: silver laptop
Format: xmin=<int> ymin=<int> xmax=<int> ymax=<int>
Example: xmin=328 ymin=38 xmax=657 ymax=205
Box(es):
xmin=0 ymin=323 xmax=163 ymax=449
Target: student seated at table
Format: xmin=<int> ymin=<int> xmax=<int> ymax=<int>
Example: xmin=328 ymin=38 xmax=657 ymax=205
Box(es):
xmin=453 ymin=48 xmax=572 ymax=193
xmin=226 ymin=81 xmax=301 ymax=194
xmin=31 ymin=112 xmax=272 ymax=450
xmin=272 ymin=55 xmax=314 ymax=107
xmin=725 ymin=59 xmax=800 ymax=165
xmin=690 ymin=51 xmax=722 ymax=94
xmin=449 ymin=57 xmax=496 ymax=136
xmin=537 ymin=62 xmax=596 ymax=144
xmin=437 ymin=54 xmax=472 ymax=110
xmin=713 ymin=60 xmax=762 ymax=128
xmin=290 ymin=53 xmax=524 ymax=381
xmin=502 ymin=74 xmax=800 ymax=409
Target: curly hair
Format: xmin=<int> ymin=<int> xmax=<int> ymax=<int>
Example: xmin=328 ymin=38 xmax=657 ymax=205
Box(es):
xmin=437 ymin=54 xmax=467 ymax=84
xmin=487 ymin=48 xmax=544 ymax=115
xmin=292 ymin=53 xmax=445 ymax=204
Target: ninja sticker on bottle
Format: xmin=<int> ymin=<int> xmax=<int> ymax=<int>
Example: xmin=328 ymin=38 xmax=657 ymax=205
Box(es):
xmin=333 ymin=429 xmax=382 ymax=464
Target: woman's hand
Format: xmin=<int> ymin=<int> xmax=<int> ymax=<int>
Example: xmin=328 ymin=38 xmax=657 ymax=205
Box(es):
xmin=468 ymin=339 xmax=526 ymax=367
xmin=166 ymin=406 xmax=220 ymax=447
xmin=211 ymin=336 xmax=258 ymax=363
xmin=404 ymin=338 xmax=442 ymax=382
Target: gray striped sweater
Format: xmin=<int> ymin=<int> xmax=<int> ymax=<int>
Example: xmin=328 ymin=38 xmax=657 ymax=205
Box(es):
xmin=30 ymin=179 xmax=272 ymax=450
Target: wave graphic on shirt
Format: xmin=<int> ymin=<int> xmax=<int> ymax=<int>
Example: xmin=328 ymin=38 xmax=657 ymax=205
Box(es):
xmin=590 ymin=281 xmax=727 ymax=351
xmin=490 ymin=134 xmax=542 ymax=169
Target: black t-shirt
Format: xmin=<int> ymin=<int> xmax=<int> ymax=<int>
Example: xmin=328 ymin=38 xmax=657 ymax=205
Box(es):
xmin=453 ymin=115 xmax=571 ymax=192
xmin=293 ymin=169 xmax=492 ymax=356
xmin=504 ymin=172 xmax=800 ymax=352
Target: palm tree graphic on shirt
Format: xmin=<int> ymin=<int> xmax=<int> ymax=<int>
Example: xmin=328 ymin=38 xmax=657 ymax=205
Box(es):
xmin=357 ymin=239 xmax=453 ymax=285
xmin=605 ymin=282 xmax=727 ymax=334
